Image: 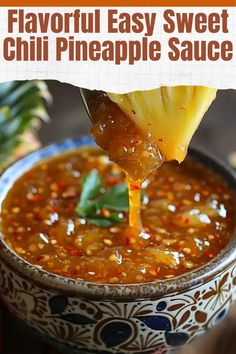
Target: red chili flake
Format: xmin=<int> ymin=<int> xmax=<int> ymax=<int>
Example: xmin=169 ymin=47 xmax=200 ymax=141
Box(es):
xmin=149 ymin=232 xmax=155 ymax=240
xmin=122 ymin=143 xmax=129 ymax=150
xmin=206 ymin=252 xmax=214 ymax=258
xmin=158 ymin=138 xmax=163 ymax=142
xmin=26 ymin=193 xmax=42 ymax=202
xmin=70 ymin=249 xmax=83 ymax=257
xmin=58 ymin=180 xmax=67 ymax=190
xmin=48 ymin=206 xmax=59 ymax=213
xmin=130 ymin=184 xmax=141 ymax=191
xmin=65 ymin=272 xmax=73 ymax=277
xmin=66 ymin=245 xmax=74 ymax=251
xmin=36 ymin=255 xmax=45 ymax=262
xmin=131 ymin=110 xmax=136 ymax=115
xmin=34 ymin=194 xmax=42 ymax=201
xmin=185 ymin=218 xmax=189 ymax=224
xmin=125 ymin=237 xmax=130 ymax=246
xmin=106 ymin=176 xmax=121 ymax=187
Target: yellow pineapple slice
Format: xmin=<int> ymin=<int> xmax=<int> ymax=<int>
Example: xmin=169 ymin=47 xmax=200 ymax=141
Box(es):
xmin=108 ymin=86 xmax=217 ymax=163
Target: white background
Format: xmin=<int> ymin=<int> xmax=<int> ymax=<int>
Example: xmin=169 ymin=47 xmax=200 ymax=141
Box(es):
xmin=0 ymin=7 xmax=236 ymax=93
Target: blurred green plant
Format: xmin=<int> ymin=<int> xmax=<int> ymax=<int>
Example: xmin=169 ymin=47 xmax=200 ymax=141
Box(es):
xmin=0 ymin=80 xmax=51 ymax=167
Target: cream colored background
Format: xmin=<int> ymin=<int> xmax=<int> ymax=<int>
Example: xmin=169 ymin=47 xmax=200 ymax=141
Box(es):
xmin=0 ymin=7 xmax=235 ymax=93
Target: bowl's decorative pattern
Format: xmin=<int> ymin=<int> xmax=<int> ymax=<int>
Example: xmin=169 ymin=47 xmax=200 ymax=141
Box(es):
xmin=0 ymin=258 xmax=235 ymax=354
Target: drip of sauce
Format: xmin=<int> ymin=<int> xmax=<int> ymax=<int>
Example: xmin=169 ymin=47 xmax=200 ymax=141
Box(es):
xmin=128 ymin=180 xmax=142 ymax=230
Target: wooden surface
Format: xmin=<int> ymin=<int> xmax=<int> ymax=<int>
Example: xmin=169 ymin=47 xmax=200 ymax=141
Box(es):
xmin=3 ymin=81 xmax=235 ymax=354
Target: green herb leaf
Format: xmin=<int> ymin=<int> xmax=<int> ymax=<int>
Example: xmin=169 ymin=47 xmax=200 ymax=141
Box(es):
xmin=95 ymin=183 xmax=129 ymax=211
xmin=76 ymin=171 xmax=130 ymax=227
xmin=86 ymin=213 xmax=124 ymax=228
xmin=76 ymin=170 xmax=103 ymax=216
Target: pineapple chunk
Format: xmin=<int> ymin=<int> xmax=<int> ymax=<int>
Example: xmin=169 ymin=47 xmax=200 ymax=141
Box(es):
xmin=108 ymin=86 xmax=217 ymax=162
xmin=146 ymin=247 xmax=183 ymax=268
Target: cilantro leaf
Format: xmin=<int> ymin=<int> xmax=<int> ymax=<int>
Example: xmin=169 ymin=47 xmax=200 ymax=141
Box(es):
xmin=95 ymin=183 xmax=129 ymax=211
xmin=76 ymin=170 xmax=103 ymax=216
xmin=76 ymin=171 xmax=139 ymax=228
xmin=86 ymin=213 xmax=124 ymax=227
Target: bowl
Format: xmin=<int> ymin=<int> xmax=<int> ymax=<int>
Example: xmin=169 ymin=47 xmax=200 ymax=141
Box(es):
xmin=0 ymin=136 xmax=236 ymax=354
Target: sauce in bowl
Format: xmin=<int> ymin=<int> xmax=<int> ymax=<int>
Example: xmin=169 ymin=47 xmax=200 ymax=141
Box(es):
xmin=1 ymin=147 xmax=234 ymax=284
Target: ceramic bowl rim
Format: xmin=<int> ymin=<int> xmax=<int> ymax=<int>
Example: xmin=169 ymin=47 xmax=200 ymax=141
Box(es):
xmin=0 ymin=136 xmax=236 ymax=300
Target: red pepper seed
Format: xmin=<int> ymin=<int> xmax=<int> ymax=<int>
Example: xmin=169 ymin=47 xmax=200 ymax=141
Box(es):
xmin=130 ymin=184 xmax=141 ymax=191
xmin=37 ymin=255 xmax=45 ymax=262
xmin=70 ymin=249 xmax=83 ymax=257
xmin=66 ymin=245 xmax=74 ymax=251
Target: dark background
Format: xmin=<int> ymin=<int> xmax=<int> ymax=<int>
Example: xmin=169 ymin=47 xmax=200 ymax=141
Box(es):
xmin=39 ymin=81 xmax=236 ymax=163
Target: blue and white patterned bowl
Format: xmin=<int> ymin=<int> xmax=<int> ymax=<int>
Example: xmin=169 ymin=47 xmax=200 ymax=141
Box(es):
xmin=0 ymin=137 xmax=236 ymax=354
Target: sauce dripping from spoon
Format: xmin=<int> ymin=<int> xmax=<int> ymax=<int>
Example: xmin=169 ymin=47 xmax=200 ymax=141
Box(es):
xmin=128 ymin=180 xmax=142 ymax=230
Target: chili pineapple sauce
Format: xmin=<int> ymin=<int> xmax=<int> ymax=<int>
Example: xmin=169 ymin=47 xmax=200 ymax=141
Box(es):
xmin=1 ymin=147 xmax=234 ymax=284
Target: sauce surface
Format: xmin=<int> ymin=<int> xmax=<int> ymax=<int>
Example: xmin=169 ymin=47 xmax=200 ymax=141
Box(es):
xmin=1 ymin=148 xmax=234 ymax=284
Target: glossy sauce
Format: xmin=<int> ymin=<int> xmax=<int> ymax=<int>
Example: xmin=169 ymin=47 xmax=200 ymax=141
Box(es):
xmin=128 ymin=182 xmax=142 ymax=230
xmin=89 ymin=91 xmax=163 ymax=230
xmin=1 ymin=148 xmax=234 ymax=284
